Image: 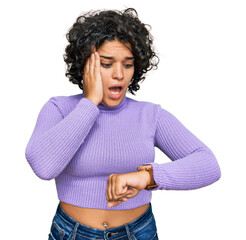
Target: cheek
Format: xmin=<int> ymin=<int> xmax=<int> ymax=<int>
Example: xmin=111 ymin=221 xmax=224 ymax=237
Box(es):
xmin=100 ymin=70 xmax=107 ymax=84
xmin=100 ymin=70 xmax=111 ymax=90
xmin=126 ymin=69 xmax=134 ymax=82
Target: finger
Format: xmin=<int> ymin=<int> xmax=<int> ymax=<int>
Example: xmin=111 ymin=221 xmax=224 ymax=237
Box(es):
xmin=106 ymin=176 xmax=110 ymax=201
xmin=107 ymin=175 xmax=113 ymax=201
xmin=107 ymin=200 xmax=123 ymax=208
xmin=94 ymin=51 xmax=100 ymax=76
xmin=83 ymin=57 xmax=90 ymax=75
xmin=112 ymin=175 xmax=125 ymax=200
xmin=122 ymin=189 xmax=135 ymax=199
xmin=110 ymin=174 xmax=117 ymax=201
xmin=120 ymin=197 xmax=128 ymax=202
xmin=126 ymin=188 xmax=140 ymax=199
xmin=89 ymin=52 xmax=95 ymax=76
xmin=114 ymin=176 xmax=128 ymax=201
xmin=105 ymin=184 xmax=108 ymax=201
xmin=113 ymin=175 xmax=125 ymax=200
xmin=115 ymin=176 xmax=127 ymax=198
xmin=111 ymin=175 xmax=116 ymax=200
xmin=125 ymin=194 xmax=133 ymax=199
xmin=125 ymin=188 xmax=134 ymax=195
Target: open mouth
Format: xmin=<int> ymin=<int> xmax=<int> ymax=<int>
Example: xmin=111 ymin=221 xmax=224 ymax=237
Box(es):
xmin=108 ymin=86 xmax=123 ymax=99
xmin=109 ymin=86 xmax=122 ymax=94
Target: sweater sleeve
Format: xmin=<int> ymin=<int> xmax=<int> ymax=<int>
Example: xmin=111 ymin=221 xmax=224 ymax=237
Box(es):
xmin=143 ymin=105 xmax=221 ymax=191
xmin=25 ymin=97 xmax=100 ymax=180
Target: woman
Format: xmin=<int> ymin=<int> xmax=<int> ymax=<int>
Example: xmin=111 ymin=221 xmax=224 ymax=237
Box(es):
xmin=25 ymin=8 xmax=221 ymax=240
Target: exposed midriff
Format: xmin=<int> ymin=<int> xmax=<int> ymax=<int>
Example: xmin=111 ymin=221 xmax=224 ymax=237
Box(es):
xmin=60 ymin=201 xmax=149 ymax=230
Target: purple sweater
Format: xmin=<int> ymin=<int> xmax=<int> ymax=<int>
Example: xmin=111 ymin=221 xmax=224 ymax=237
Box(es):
xmin=25 ymin=93 xmax=221 ymax=210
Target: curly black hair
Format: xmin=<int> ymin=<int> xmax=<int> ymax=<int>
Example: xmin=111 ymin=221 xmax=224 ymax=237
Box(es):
xmin=64 ymin=8 xmax=159 ymax=95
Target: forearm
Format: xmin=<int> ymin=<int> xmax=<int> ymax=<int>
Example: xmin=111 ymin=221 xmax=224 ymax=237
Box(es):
xmin=142 ymin=147 xmax=221 ymax=191
xmin=141 ymin=105 xmax=221 ymax=191
xmin=25 ymin=97 xmax=100 ymax=180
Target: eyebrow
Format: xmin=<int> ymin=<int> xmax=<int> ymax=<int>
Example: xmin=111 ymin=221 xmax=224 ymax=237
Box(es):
xmin=100 ymin=56 xmax=134 ymax=60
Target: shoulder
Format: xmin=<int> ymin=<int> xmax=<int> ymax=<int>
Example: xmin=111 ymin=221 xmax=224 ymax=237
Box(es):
xmin=126 ymin=96 xmax=162 ymax=116
xmin=127 ymin=96 xmax=160 ymax=110
xmin=127 ymin=97 xmax=176 ymax=120
xmin=48 ymin=93 xmax=81 ymax=104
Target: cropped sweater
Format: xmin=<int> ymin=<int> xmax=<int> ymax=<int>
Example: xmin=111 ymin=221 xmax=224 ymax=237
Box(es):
xmin=25 ymin=93 xmax=221 ymax=210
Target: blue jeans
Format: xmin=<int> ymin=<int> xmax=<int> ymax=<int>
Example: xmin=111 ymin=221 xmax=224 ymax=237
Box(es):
xmin=48 ymin=202 xmax=159 ymax=240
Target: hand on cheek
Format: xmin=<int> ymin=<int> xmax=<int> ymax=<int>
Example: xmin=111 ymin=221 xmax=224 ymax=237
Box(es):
xmin=83 ymin=52 xmax=103 ymax=106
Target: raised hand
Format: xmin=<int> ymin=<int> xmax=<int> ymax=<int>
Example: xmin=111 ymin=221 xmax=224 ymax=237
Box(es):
xmin=83 ymin=51 xmax=103 ymax=106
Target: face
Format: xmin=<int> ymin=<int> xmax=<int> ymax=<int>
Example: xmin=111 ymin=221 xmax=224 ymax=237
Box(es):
xmin=96 ymin=40 xmax=134 ymax=107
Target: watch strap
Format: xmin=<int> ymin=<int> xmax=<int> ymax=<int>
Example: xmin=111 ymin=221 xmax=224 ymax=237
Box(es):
xmin=137 ymin=165 xmax=159 ymax=190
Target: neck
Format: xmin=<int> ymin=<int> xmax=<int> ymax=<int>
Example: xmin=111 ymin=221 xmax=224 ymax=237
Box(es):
xmin=81 ymin=93 xmax=128 ymax=111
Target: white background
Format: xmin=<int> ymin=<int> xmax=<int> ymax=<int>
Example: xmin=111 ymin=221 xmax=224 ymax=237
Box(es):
xmin=1 ymin=0 xmax=245 ymax=239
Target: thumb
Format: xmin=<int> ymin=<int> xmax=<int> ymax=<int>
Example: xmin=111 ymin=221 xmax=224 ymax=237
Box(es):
xmin=107 ymin=201 xmax=121 ymax=208
xmin=121 ymin=186 xmax=128 ymax=194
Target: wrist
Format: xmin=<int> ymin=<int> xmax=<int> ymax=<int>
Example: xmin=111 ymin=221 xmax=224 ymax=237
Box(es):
xmin=137 ymin=165 xmax=159 ymax=190
xmin=84 ymin=96 xmax=100 ymax=106
xmin=138 ymin=169 xmax=151 ymax=186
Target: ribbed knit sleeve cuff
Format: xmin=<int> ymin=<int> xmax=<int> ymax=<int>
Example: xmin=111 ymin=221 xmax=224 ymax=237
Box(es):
xmin=141 ymin=162 xmax=165 ymax=191
xmin=76 ymin=97 xmax=100 ymax=115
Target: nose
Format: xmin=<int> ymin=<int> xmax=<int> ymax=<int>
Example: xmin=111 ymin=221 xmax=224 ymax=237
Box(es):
xmin=112 ymin=63 xmax=124 ymax=80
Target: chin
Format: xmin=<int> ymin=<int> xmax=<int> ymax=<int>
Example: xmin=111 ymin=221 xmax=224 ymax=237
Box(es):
xmin=102 ymin=96 xmax=122 ymax=107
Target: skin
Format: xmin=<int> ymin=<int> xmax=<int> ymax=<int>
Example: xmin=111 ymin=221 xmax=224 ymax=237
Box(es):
xmin=83 ymin=40 xmax=135 ymax=107
xmin=60 ymin=40 xmax=157 ymax=230
xmin=83 ymin=40 xmax=155 ymax=207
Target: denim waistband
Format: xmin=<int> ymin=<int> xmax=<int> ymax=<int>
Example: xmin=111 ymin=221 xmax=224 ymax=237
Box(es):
xmin=55 ymin=202 xmax=153 ymax=239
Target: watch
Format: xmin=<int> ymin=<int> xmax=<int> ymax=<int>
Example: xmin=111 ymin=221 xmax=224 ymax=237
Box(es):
xmin=137 ymin=165 xmax=159 ymax=190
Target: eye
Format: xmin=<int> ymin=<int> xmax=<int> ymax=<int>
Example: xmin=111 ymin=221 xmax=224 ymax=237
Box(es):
xmin=101 ymin=63 xmax=112 ymax=68
xmin=124 ymin=64 xmax=134 ymax=68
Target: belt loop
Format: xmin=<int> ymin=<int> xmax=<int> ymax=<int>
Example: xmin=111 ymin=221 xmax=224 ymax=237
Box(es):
xmin=125 ymin=224 xmax=133 ymax=240
xmin=70 ymin=222 xmax=80 ymax=240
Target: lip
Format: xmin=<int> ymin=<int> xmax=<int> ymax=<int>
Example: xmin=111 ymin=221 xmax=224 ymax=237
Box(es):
xmin=108 ymin=84 xmax=124 ymax=89
xmin=108 ymin=84 xmax=124 ymax=100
